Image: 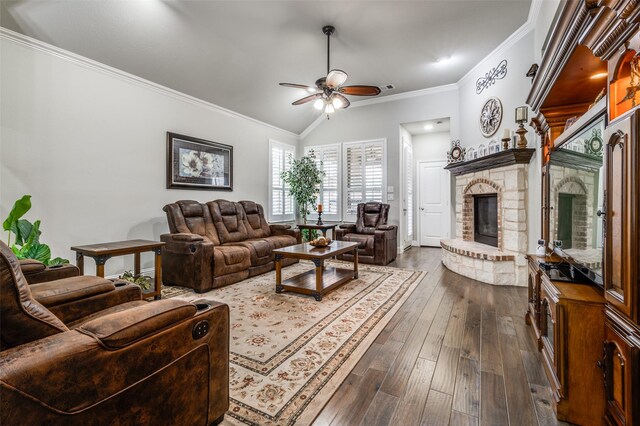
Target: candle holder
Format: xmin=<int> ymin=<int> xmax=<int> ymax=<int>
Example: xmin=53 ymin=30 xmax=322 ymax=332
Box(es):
xmin=501 ymin=137 xmax=511 ymax=150
xmin=515 ymin=124 xmax=528 ymax=148
xmin=515 ymin=106 xmax=529 ymax=149
xmin=316 ymin=211 xmax=324 ymax=225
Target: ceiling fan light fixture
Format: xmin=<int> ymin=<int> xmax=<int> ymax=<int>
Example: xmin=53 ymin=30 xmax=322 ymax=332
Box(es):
xmin=313 ymin=98 xmax=325 ymax=110
xmin=332 ymin=96 xmax=344 ymax=109
xmin=326 ymin=69 xmax=348 ymax=88
xmin=325 ymin=103 xmax=335 ymax=114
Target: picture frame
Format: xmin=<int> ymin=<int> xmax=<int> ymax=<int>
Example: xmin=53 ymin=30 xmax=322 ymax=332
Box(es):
xmin=166 ymin=132 xmax=233 ymax=191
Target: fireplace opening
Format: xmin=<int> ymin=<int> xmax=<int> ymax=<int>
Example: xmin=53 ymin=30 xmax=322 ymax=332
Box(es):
xmin=474 ymin=194 xmax=498 ymax=247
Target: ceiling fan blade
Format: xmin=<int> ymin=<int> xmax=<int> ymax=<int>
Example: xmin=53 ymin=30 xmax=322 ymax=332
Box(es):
xmin=292 ymin=93 xmax=322 ymax=106
xmin=326 ymin=69 xmax=348 ymax=88
xmin=333 ymin=93 xmax=351 ymax=109
xmin=340 ymin=85 xmax=382 ymax=96
xmin=280 ymin=82 xmax=317 ymax=91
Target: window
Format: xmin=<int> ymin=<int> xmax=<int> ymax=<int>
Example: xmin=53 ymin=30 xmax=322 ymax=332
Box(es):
xmin=343 ymin=139 xmax=386 ymax=222
xmin=304 ymin=144 xmax=341 ymax=221
xmin=269 ymin=140 xmax=296 ymax=221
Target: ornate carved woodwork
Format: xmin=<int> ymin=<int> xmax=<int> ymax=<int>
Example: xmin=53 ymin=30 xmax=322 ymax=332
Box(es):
xmin=538 ymin=273 xmax=607 ymax=425
xmin=604 ymin=111 xmax=639 ymax=323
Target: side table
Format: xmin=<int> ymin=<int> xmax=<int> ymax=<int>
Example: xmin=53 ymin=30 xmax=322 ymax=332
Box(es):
xmin=70 ymin=239 xmax=164 ymax=300
xmin=297 ymin=223 xmax=337 ymax=239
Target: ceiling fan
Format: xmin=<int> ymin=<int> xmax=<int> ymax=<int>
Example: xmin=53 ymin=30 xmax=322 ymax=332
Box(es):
xmin=279 ymin=25 xmax=381 ymax=115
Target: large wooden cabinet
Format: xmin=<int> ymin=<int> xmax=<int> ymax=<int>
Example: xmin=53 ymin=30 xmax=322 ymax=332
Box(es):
xmin=526 ymin=2 xmax=640 ymax=425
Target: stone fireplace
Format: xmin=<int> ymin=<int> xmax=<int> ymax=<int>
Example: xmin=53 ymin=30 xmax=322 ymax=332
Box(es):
xmin=441 ymin=150 xmax=534 ymax=287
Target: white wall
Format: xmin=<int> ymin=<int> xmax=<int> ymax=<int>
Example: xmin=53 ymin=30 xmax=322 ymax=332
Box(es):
xmin=300 ymin=86 xmax=460 ymax=227
xmin=0 ymin=37 xmax=299 ymax=275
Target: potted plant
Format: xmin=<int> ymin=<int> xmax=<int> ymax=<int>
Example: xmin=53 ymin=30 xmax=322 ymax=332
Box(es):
xmin=3 ymin=195 xmax=69 ymax=265
xmin=281 ymin=152 xmax=324 ymax=224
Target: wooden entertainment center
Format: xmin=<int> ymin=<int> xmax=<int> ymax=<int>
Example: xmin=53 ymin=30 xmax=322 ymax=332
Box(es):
xmin=527 ymin=1 xmax=639 ymax=425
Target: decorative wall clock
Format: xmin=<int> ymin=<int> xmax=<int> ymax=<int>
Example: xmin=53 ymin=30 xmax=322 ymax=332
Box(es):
xmin=447 ymin=140 xmax=466 ymax=163
xmin=479 ymin=97 xmax=503 ymax=138
xmin=586 ymin=128 xmax=604 ymax=156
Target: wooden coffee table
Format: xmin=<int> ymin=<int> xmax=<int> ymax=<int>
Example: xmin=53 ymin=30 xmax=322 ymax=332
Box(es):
xmin=273 ymin=240 xmax=359 ymax=301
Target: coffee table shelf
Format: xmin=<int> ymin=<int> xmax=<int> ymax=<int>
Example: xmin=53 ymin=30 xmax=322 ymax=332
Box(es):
xmin=273 ymin=240 xmax=359 ymax=301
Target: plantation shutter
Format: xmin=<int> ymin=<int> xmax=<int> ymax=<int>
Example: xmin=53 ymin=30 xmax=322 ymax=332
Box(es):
xmin=304 ymin=144 xmax=341 ymax=221
xmin=343 ymin=140 xmax=386 ymax=222
xmin=406 ymin=147 xmax=413 ymax=240
xmin=269 ymin=140 xmax=296 ymax=221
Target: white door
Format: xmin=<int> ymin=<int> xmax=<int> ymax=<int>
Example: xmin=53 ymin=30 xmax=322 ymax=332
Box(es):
xmin=401 ymin=140 xmax=413 ymax=250
xmin=418 ymin=161 xmax=449 ymax=246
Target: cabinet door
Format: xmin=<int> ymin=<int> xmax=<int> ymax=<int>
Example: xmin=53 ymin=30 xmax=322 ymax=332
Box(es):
xmin=604 ymin=113 xmax=639 ymax=322
xmin=603 ymin=312 xmax=640 ymax=426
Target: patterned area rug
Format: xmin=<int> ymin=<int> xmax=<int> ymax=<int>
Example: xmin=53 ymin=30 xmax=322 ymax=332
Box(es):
xmin=168 ymin=261 xmax=426 ymax=425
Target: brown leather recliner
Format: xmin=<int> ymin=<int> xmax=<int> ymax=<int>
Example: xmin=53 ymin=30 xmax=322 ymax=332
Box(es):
xmin=162 ymin=199 xmax=300 ymax=292
xmin=0 ymin=241 xmax=230 ymax=425
xmin=335 ymin=202 xmax=398 ymax=265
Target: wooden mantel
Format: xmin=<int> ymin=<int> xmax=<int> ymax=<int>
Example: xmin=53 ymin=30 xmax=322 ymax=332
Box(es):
xmin=444 ymin=148 xmax=535 ymax=176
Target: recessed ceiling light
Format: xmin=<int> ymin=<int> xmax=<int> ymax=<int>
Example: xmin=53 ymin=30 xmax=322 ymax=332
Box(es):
xmin=590 ymin=72 xmax=608 ymax=79
xmin=435 ymin=56 xmax=452 ymax=64
xmin=424 ymin=124 xmax=434 ymax=130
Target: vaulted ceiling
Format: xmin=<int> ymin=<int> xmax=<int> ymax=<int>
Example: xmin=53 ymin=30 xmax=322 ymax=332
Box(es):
xmin=1 ymin=1 xmax=531 ymax=134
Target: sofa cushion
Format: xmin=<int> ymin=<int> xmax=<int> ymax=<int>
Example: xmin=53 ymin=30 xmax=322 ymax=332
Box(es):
xmin=208 ymin=200 xmax=250 ymax=243
xmin=226 ymin=239 xmax=273 ymax=266
xmin=239 ymin=201 xmax=271 ymax=239
xmin=213 ymin=245 xmax=251 ymax=276
xmin=30 ymin=276 xmax=116 ymax=307
xmin=341 ymin=233 xmax=375 ymax=256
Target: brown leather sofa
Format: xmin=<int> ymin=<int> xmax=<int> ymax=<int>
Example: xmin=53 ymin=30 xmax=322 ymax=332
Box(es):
xmin=162 ymin=199 xmax=300 ymax=292
xmin=19 ymin=258 xmax=80 ymax=284
xmin=0 ymin=241 xmax=230 ymax=425
xmin=335 ymin=202 xmax=398 ymax=265
xmin=17 ymin=258 xmax=142 ymax=325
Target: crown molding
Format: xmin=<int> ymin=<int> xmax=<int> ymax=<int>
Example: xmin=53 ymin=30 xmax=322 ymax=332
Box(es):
xmin=0 ymin=27 xmax=300 ymax=140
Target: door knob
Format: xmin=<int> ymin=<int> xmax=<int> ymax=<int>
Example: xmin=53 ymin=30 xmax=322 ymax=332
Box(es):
xmin=420 ymin=207 xmax=425 ymax=211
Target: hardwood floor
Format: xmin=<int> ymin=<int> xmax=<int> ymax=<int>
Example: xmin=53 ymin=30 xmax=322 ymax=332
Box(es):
xmin=313 ymin=247 xmax=566 ymax=426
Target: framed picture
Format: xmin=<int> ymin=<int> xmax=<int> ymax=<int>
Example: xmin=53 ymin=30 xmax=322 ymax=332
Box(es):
xmin=166 ymin=132 xmax=233 ymax=190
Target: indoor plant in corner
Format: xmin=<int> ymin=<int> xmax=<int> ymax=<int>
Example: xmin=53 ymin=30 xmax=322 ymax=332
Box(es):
xmin=3 ymin=195 xmax=69 ymax=265
xmin=281 ymin=151 xmax=324 ymax=231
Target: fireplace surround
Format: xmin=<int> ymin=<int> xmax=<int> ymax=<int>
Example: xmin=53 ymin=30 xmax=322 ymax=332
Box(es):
xmin=441 ymin=155 xmax=533 ymax=287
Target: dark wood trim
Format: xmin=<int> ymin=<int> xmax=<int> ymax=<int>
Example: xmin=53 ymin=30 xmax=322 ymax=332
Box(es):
xmin=527 ymin=1 xmax=594 ymax=111
xmin=444 ymin=149 xmax=535 ymax=176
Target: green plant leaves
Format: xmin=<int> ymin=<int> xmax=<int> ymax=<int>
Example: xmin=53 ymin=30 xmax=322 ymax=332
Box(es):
xmin=20 ymin=243 xmax=51 ymax=264
xmin=3 ymin=195 xmax=69 ymax=266
xmin=281 ymin=154 xmax=325 ymax=222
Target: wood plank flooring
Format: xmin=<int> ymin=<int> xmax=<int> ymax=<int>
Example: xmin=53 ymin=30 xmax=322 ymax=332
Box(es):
xmin=314 ymin=247 xmax=567 ymax=426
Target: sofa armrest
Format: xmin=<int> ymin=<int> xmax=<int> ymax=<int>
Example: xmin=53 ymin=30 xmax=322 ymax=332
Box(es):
xmin=0 ymin=300 xmax=230 ymax=424
xmin=269 ymin=224 xmax=291 ymax=231
xmin=161 ymin=234 xmax=215 ymax=293
xmin=78 ymin=299 xmax=197 ymax=349
xmin=270 ymin=224 xmax=301 ymax=243
xmin=339 ymin=223 xmax=357 ymax=230
xmin=377 ymin=225 xmax=396 ymax=231
xmin=20 ymin=259 xmax=80 ymax=284
xmin=374 ymin=225 xmax=397 ymax=240
xmin=165 ymin=233 xmax=205 ymax=242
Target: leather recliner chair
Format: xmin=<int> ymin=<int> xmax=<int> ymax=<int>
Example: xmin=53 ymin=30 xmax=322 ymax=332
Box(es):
xmin=335 ymin=202 xmax=398 ymax=265
xmin=0 ymin=241 xmax=230 ymax=425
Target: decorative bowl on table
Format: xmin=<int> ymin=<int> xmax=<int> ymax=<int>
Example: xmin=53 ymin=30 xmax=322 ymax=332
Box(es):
xmin=309 ymin=237 xmax=332 ymax=247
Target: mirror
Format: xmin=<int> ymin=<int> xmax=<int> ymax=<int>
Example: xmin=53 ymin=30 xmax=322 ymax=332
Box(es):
xmin=548 ymin=117 xmax=605 ymax=277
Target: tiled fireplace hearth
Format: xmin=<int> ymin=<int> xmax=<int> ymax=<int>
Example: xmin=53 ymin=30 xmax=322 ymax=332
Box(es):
xmin=441 ymin=149 xmax=535 ymax=286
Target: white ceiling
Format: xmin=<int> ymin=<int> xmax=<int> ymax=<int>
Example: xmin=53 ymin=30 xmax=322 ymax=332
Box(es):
xmin=1 ymin=1 xmax=531 ymax=134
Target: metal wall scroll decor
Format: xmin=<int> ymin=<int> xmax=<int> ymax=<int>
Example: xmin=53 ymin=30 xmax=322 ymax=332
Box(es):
xmin=476 ymin=59 xmax=508 ymax=94
xmin=447 ymin=140 xmax=466 ymax=164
